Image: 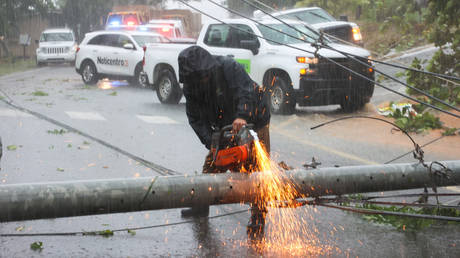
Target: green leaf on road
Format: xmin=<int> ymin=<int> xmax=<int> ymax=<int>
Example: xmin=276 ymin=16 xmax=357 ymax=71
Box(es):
xmin=67 ymin=144 xmax=72 ymax=148
xmin=47 ymin=129 xmax=67 ymax=135
xmin=83 ymin=141 xmax=90 ymax=145
xmin=128 ymin=229 xmax=136 ymax=236
xmin=32 ymin=91 xmax=48 ymax=96
xmin=108 ymin=91 xmax=117 ymax=96
xmin=15 ymin=226 xmax=24 ymax=231
xmin=57 ymin=168 xmax=65 ymax=172
xmin=30 ymin=241 xmax=43 ymax=251
xmin=7 ymin=145 xmax=17 ymax=151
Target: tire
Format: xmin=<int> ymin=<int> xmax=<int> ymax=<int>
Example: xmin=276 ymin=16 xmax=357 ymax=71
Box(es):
xmin=36 ymin=57 xmax=45 ymax=67
xmin=129 ymin=64 xmax=147 ymax=87
xmin=155 ymin=69 xmax=182 ymax=104
xmin=80 ymin=60 xmax=99 ymax=85
xmin=268 ymin=74 xmax=295 ymax=115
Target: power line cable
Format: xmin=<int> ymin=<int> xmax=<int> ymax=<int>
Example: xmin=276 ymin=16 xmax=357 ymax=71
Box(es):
xmin=198 ymin=0 xmax=460 ymax=119
xmin=239 ymin=0 xmax=460 ymax=113
xmin=247 ymin=0 xmax=460 ymax=82
xmin=0 ymin=209 xmax=249 ymax=237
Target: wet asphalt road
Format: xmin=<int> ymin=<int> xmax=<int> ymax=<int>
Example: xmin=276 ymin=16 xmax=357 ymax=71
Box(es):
xmin=0 ymin=47 xmax=459 ymax=257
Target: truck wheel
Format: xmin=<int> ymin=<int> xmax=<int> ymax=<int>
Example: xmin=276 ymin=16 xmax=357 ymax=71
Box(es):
xmin=36 ymin=57 xmax=45 ymax=67
xmin=269 ymin=75 xmax=295 ymax=115
xmin=130 ymin=64 xmax=147 ymax=87
xmin=156 ymin=69 xmax=182 ymax=104
xmin=81 ymin=60 xmax=99 ymax=85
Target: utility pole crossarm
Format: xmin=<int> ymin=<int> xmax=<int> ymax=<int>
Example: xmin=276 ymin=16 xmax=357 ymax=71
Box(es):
xmin=1 ymin=161 xmax=459 ymax=222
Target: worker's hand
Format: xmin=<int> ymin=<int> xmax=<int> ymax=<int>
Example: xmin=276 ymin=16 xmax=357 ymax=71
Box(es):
xmin=232 ymin=118 xmax=247 ymax=132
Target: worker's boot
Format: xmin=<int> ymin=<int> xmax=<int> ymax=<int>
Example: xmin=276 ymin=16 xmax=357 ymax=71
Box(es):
xmin=181 ymin=205 xmax=210 ymax=217
xmin=247 ymin=206 xmax=266 ymax=239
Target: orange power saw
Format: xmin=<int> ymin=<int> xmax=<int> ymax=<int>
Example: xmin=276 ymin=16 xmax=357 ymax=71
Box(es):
xmin=210 ymin=124 xmax=258 ymax=170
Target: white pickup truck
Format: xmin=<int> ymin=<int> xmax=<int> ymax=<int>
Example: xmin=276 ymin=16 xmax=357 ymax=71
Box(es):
xmin=143 ymin=17 xmax=374 ymax=114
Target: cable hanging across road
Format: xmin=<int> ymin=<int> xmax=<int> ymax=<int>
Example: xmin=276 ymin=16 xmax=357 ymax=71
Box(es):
xmin=248 ymin=0 xmax=460 ymax=83
xmin=238 ymin=0 xmax=460 ymax=113
xmin=196 ymin=0 xmax=460 ymax=119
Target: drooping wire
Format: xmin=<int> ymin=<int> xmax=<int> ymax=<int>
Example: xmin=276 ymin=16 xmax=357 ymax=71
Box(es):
xmin=0 ymin=209 xmax=250 ymax=237
xmin=238 ymin=0 xmax=460 ymax=113
xmin=198 ymin=0 xmax=460 ymax=119
xmin=310 ymin=115 xmax=418 ymax=147
xmin=247 ymin=0 xmax=460 ymax=83
xmin=320 ymin=44 xmax=460 ymax=113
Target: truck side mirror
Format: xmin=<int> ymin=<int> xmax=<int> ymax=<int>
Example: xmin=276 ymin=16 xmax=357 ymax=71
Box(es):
xmin=339 ymin=15 xmax=348 ymax=22
xmin=240 ymin=39 xmax=259 ymax=55
xmin=123 ymin=43 xmax=134 ymax=50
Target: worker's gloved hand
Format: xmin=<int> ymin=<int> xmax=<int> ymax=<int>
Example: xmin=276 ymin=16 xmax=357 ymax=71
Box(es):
xmin=232 ymin=118 xmax=247 ymax=132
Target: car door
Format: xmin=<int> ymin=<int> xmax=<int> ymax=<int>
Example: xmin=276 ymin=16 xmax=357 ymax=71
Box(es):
xmin=116 ymin=34 xmax=137 ymax=76
xmin=94 ymin=34 xmax=122 ymax=75
xmin=202 ymin=24 xmax=259 ymax=78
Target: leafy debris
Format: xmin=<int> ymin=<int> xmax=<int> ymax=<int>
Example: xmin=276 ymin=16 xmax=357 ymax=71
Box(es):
xmin=30 ymin=241 xmax=44 ymax=251
xmin=32 ymin=91 xmax=48 ymax=96
xmin=7 ymin=145 xmax=17 ymax=151
xmin=83 ymin=229 xmax=114 ymax=238
xmin=47 ymin=129 xmax=67 ymax=135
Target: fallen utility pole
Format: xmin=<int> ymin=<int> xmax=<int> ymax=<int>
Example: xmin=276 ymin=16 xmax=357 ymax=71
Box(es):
xmin=1 ymin=160 xmax=459 ymax=222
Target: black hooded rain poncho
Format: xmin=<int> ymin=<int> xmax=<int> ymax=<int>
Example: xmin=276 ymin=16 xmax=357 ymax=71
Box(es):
xmin=178 ymin=46 xmax=270 ymax=149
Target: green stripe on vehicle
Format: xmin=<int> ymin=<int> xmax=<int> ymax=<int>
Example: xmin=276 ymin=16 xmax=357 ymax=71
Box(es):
xmin=235 ymin=59 xmax=251 ymax=74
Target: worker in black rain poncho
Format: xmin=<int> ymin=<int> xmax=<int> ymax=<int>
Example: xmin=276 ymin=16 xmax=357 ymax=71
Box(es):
xmin=178 ymin=46 xmax=270 ymax=233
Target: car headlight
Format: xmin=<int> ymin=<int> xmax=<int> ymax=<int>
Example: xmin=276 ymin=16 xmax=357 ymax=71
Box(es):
xmin=352 ymin=26 xmax=363 ymax=42
xmin=296 ymin=56 xmax=318 ymax=64
xmin=39 ymin=47 xmax=46 ymax=53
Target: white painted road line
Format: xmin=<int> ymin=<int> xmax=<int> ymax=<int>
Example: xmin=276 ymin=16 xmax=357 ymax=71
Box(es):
xmin=136 ymin=115 xmax=180 ymax=124
xmin=0 ymin=108 xmax=33 ymax=118
xmin=65 ymin=111 xmax=106 ymax=121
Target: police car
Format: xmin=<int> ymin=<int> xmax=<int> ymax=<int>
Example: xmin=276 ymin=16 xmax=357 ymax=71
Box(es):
xmin=75 ymin=30 xmax=169 ymax=86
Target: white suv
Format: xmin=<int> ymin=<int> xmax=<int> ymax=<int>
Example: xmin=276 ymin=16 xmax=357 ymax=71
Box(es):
xmin=75 ymin=30 xmax=168 ymax=86
xmin=36 ymin=28 xmax=77 ymax=66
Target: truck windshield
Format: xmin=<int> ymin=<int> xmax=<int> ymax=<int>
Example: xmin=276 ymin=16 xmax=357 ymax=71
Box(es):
xmin=40 ymin=33 xmax=74 ymax=42
xmin=279 ymin=9 xmax=335 ymax=24
xmin=132 ymin=35 xmax=169 ymax=47
xmin=257 ymin=23 xmax=321 ymax=45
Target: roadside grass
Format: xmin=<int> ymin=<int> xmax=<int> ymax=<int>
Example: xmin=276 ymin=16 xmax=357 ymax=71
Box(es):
xmin=0 ymin=58 xmax=36 ymax=77
xmin=354 ymin=20 xmax=428 ymax=56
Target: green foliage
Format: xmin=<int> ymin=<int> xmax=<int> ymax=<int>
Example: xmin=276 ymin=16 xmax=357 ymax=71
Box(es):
xmin=60 ymin=0 xmax=113 ymax=40
xmin=385 ymin=102 xmax=443 ymax=133
xmin=0 ymin=59 xmax=36 ymax=77
xmin=32 ymin=91 xmax=48 ymax=96
xmin=7 ymin=145 xmax=17 ymax=151
xmin=0 ymin=0 xmax=55 ymax=41
xmin=360 ymin=203 xmax=460 ymax=231
xmin=442 ymin=127 xmax=458 ymax=136
xmin=47 ymin=129 xmax=67 ymax=135
xmin=30 ymin=241 xmax=44 ymax=251
xmin=405 ymin=0 xmax=460 ymax=108
xmin=83 ymin=229 xmax=114 ymax=237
